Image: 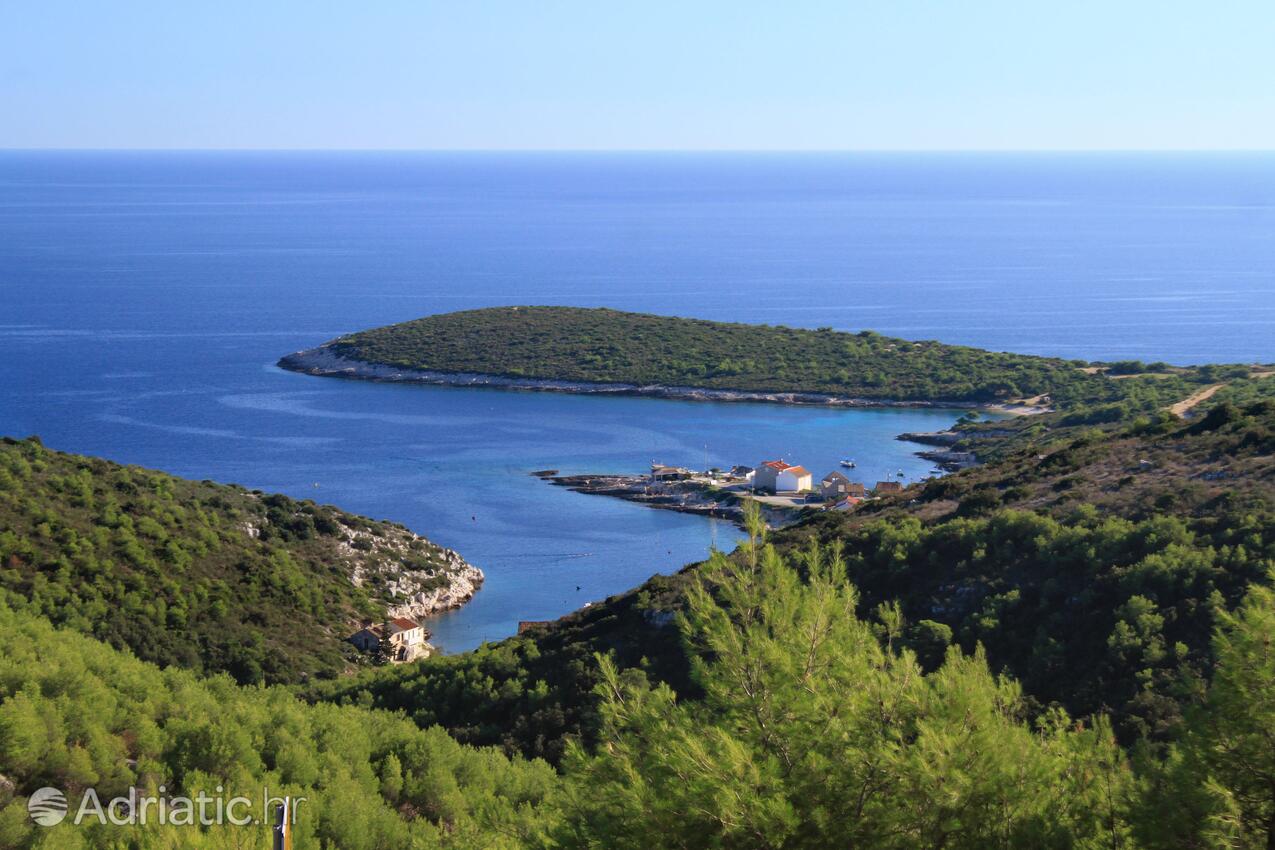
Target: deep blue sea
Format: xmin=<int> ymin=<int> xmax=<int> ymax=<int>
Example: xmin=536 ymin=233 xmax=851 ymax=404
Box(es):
xmin=2 ymin=152 xmax=1273 ymax=650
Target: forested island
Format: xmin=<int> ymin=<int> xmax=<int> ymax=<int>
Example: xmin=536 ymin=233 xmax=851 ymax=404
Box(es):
xmin=4 ymin=311 xmax=1275 ymax=847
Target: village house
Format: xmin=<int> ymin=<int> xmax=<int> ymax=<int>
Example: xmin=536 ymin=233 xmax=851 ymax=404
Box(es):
xmin=752 ymin=460 xmax=782 ymax=492
xmin=874 ymin=480 xmax=903 ymax=495
xmin=348 ymin=616 xmax=431 ymax=663
xmin=754 ymin=460 xmax=813 ymax=493
xmin=387 ymin=617 xmax=427 ymax=660
xmin=650 ymin=464 xmax=693 ymax=482
xmin=820 ymin=470 xmax=864 ymax=500
xmin=347 ymin=624 xmax=384 ymax=653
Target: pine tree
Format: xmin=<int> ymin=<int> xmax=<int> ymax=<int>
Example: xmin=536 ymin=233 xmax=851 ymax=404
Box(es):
xmin=554 ymin=503 xmax=1135 ymax=849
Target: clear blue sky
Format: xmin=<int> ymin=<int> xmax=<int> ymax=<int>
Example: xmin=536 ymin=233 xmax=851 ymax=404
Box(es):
xmin=3 ymin=0 xmax=1273 ymax=150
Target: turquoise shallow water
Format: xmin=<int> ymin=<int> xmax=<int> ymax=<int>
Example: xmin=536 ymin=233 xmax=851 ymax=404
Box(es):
xmin=2 ymin=152 xmax=1272 ymax=649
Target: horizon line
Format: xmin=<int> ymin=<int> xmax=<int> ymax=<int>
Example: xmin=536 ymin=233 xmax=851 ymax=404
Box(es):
xmin=4 ymin=147 xmax=1275 ymax=155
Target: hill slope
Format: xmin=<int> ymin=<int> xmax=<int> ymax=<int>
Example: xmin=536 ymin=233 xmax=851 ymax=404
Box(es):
xmin=0 ymin=600 xmax=552 ymax=849
xmin=0 ymin=437 xmax=481 ymax=685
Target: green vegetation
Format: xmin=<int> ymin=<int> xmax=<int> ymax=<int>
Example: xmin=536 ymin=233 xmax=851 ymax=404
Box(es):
xmin=0 ymin=437 xmax=468 ymax=685
xmin=0 ymin=600 xmax=554 ymax=849
xmin=551 ymin=521 xmax=1275 ymax=849
xmin=315 ymin=306 xmax=1207 ymax=404
xmin=1146 ymin=581 xmax=1275 ymax=847
xmin=7 ymin=510 xmax=1275 ymax=847
xmin=0 ymin=489 xmax=1268 ymax=850
xmin=307 ymin=583 xmax=691 ymax=764
xmin=295 ymin=307 xmax=1275 ymax=423
xmin=555 ymin=519 xmax=1139 ymax=849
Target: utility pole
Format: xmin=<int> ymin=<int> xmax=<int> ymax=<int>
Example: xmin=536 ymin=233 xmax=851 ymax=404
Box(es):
xmin=273 ymin=797 xmax=292 ymax=850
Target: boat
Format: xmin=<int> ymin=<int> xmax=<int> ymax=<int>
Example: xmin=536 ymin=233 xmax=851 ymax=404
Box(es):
xmin=840 ymin=459 xmax=856 ymax=468
xmin=896 ymin=469 xmax=905 ymax=477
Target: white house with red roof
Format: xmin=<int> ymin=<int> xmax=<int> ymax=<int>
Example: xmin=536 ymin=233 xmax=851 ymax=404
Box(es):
xmin=753 ymin=459 xmax=813 ymax=493
xmin=387 ymin=617 xmax=426 ymax=655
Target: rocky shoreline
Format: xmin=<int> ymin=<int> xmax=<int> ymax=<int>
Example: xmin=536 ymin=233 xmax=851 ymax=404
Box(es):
xmin=896 ymin=430 xmax=979 ymax=470
xmin=340 ymin=526 xmax=485 ymax=621
xmin=386 ymin=561 xmax=485 ymax=623
xmin=278 ymin=345 xmax=991 ymax=411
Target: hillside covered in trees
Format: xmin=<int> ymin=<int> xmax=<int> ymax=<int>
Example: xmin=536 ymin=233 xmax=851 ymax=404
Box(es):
xmin=306 ymin=399 xmax=1275 ymax=848
xmin=6 ymin=506 xmax=1275 ymax=848
xmin=0 ymin=437 xmax=477 ymax=685
xmin=283 ymin=306 xmax=1262 ymax=405
xmin=0 ymin=600 xmax=554 ymax=849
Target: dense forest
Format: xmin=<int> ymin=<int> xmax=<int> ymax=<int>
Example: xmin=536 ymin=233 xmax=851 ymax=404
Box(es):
xmin=0 ymin=600 xmax=554 ymax=849
xmin=5 ymin=508 xmax=1275 ymax=848
xmin=300 ymin=306 xmax=1262 ymax=405
xmin=0 ymin=437 xmax=473 ymax=685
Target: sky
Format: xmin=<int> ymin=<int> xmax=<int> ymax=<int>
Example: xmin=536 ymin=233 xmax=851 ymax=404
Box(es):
xmin=2 ymin=1 xmax=1274 ymax=150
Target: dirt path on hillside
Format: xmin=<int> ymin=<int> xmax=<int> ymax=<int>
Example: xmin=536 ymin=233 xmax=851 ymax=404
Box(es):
xmin=987 ymin=395 xmax=1052 ymax=416
xmin=1168 ymin=384 xmax=1225 ymax=417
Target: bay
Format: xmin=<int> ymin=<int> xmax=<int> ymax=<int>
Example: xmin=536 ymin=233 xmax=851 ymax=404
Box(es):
xmin=3 ymin=151 xmax=1272 ymax=649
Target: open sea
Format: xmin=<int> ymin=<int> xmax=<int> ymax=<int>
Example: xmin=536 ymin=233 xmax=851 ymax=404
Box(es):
xmin=2 ymin=152 xmax=1273 ymax=650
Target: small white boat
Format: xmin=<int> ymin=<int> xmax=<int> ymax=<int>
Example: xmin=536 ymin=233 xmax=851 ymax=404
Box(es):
xmin=840 ymin=459 xmax=856 ymax=468
xmin=896 ymin=469 xmax=905 ymax=477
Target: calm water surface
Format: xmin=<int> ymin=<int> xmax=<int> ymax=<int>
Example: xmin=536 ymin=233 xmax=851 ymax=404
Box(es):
xmin=3 ymin=152 xmax=1272 ymax=649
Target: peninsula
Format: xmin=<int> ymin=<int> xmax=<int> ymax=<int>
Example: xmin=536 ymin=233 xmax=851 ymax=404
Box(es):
xmin=279 ymin=307 xmax=1271 ymax=420
xmin=0 ymin=436 xmax=482 ymax=684
xmin=279 ymin=306 xmax=1119 ymax=408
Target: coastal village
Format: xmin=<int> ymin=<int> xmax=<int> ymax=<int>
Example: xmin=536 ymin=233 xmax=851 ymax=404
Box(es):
xmin=540 ymin=457 xmax=914 ymax=528
xmin=344 ymin=433 xmax=970 ymax=663
xmin=349 ymin=457 xmax=920 ymax=664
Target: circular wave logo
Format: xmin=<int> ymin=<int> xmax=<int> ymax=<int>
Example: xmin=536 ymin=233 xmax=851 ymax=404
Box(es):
xmin=28 ymin=787 xmax=68 ymax=826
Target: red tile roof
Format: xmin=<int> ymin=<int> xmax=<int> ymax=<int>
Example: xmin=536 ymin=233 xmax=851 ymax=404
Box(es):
xmin=390 ymin=617 xmax=419 ymax=631
xmin=786 ymin=466 xmax=810 ymax=476
xmin=760 ymin=460 xmax=791 ymax=470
